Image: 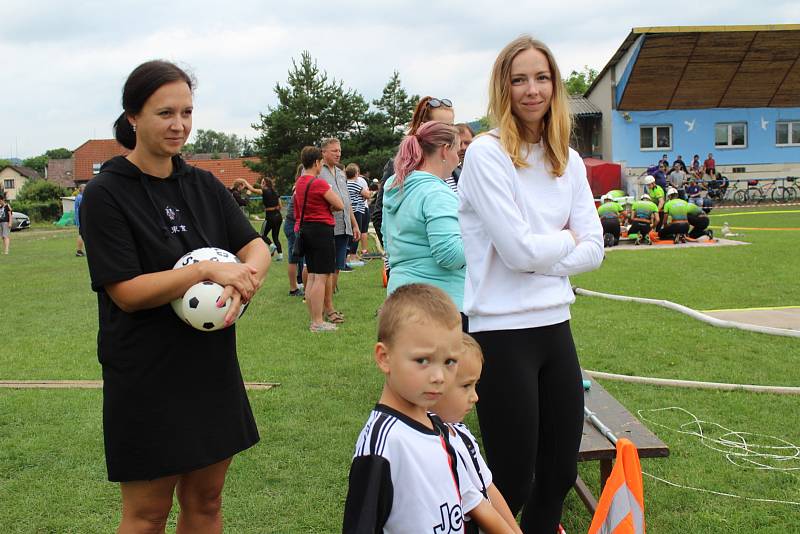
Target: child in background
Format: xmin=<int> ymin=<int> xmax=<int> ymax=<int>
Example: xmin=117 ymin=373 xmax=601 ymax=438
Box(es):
xmin=343 ymin=283 xmax=516 ymax=534
xmin=433 ymin=333 xmax=523 ymax=534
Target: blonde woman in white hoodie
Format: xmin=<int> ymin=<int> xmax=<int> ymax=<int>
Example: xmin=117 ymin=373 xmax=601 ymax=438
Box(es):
xmin=458 ymin=35 xmax=604 ymax=532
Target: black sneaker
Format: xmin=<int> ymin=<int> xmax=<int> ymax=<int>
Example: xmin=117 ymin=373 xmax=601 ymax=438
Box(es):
xmin=706 ymin=229 xmax=714 ymax=240
xmin=288 ymin=288 xmax=304 ymax=297
xmin=76 ymin=250 xmax=85 ymax=257
xmin=339 ymin=265 xmax=354 ymax=272
xmin=603 ymin=233 xmax=614 ymax=248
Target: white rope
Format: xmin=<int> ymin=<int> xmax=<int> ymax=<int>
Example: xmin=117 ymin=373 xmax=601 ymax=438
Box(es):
xmin=574 ymin=287 xmax=800 ymax=338
xmin=636 ymin=407 xmax=800 ymax=506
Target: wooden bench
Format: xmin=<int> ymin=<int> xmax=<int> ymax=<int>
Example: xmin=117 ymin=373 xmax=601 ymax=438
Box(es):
xmin=574 ymin=371 xmax=670 ymax=514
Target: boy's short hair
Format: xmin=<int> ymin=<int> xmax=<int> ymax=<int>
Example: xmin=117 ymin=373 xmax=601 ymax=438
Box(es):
xmin=300 ymin=146 xmax=322 ymax=169
xmin=345 ymin=163 xmax=359 ymax=179
xmin=378 ymin=284 xmax=460 ymax=344
xmin=461 ymin=333 xmax=484 ymax=364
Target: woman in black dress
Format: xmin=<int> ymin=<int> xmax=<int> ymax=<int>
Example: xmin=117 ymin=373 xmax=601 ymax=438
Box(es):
xmin=80 ymin=60 xmax=270 ymax=533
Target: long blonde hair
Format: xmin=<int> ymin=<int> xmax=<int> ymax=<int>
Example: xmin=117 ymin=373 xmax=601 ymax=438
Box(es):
xmin=488 ymin=35 xmax=571 ymax=176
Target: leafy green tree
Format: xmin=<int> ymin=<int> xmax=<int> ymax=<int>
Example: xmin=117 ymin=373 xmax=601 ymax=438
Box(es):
xmin=372 ymin=71 xmax=418 ymax=134
xmin=0 ymin=159 xmax=11 ymax=168
xmin=183 ymin=129 xmax=246 ymax=156
xmin=22 ymin=155 xmax=48 ymax=174
xmin=251 ymin=51 xmax=369 ymax=192
xmin=45 ymin=148 xmax=72 ymax=159
xmin=16 ymin=179 xmax=67 ymax=202
xmin=564 ymin=66 xmax=598 ymax=96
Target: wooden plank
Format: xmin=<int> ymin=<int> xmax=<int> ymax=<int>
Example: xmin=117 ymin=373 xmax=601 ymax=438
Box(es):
xmin=745 ymin=31 xmax=800 ymax=61
xmin=692 ymin=32 xmax=755 ymax=62
xmin=579 ymin=373 xmax=670 ymax=461
xmin=771 ymin=60 xmax=800 ymax=107
xmin=670 ymin=63 xmax=739 ymax=108
xmin=721 ymin=60 xmax=794 ymax=107
xmin=574 ymin=476 xmax=598 ymax=514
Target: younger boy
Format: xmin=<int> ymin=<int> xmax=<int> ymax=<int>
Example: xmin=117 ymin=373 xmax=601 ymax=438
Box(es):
xmin=343 ymin=284 xmax=515 ymax=534
xmin=432 ymin=333 xmax=523 ymax=534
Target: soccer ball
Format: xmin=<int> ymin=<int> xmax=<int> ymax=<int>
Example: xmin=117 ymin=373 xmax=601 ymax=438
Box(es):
xmin=170 ymin=247 xmax=240 ymax=321
xmin=180 ymin=281 xmax=248 ymax=331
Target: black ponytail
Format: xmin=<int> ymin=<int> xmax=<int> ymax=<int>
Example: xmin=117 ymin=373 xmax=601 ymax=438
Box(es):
xmin=114 ymin=60 xmax=194 ymax=149
xmin=114 ymin=112 xmax=136 ymax=150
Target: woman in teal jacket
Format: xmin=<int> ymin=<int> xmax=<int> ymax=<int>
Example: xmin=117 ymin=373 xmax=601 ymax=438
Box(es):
xmin=382 ymin=121 xmax=465 ymax=308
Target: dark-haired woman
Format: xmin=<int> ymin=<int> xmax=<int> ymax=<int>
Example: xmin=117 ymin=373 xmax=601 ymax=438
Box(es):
xmin=80 ymin=60 xmax=270 ymax=533
xmin=259 ymin=177 xmax=283 ymax=261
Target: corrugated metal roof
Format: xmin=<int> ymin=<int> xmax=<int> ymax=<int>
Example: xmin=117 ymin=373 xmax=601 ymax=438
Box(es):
xmin=568 ymin=96 xmax=602 ymax=117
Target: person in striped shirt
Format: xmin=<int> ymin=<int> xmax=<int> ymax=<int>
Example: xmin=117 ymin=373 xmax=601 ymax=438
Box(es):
xmin=345 ymin=163 xmax=370 ymax=266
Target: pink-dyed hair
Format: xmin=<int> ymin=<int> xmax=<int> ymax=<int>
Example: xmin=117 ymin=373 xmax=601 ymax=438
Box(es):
xmin=391 ymin=121 xmax=458 ymax=189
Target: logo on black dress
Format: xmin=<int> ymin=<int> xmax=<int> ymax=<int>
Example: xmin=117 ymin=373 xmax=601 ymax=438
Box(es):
xmin=164 ymin=205 xmax=188 ymax=234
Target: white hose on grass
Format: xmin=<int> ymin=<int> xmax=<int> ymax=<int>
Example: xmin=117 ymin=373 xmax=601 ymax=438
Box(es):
xmin=583 ymin=370 xmax=800 ymax=395
xmin=574 ymin=287 xmax=800 ymax=338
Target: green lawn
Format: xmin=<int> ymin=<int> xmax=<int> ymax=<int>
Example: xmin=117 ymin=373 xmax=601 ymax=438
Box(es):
xmin=1 ymin=209 xmax=799 ymax=532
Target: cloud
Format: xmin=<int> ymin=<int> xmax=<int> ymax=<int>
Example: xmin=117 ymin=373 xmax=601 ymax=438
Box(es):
xmin=2 ymin=0 xmax=800 ymax=157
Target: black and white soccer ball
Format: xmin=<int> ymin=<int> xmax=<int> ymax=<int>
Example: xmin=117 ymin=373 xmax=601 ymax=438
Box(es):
xmin=170 ymin=247 xmax=240 ymax=322
xmin=180 ymin=281 xmax=247 ymax=331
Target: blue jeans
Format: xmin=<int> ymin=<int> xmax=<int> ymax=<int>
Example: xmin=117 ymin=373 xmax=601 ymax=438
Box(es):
xmin=334 ymin=234 xmax=350 ymax=270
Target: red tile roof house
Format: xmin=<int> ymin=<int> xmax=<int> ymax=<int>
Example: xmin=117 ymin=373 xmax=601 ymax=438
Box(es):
xmin=187 ymin=157 xmax=262 ymax=188
xmin=73 ymin=139 xmax=129 ymax=182
xmin=75 ymin=140 xmax=261 ymax=189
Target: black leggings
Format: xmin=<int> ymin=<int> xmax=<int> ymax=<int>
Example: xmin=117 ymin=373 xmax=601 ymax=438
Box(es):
xmin=600 ymin=218 xmax=620 ymax=245
xmin=629 ymin=220 xmax=651 ymax=237
xmin=472 ymin=322 xmax=584 ymax=533
xmin=261 ymin=210 xmax=283 ymax=253
xmin=658 ymin=221 xmax=689 ymax=240
xmin=687 ymin=214 xmax=709 ymax=239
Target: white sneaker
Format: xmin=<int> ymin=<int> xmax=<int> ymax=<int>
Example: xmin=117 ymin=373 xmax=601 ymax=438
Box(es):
xmin=276 ymin=253 xmax=283 ymax=261
xmin=268 ymin=243 xmax=277 ymax=256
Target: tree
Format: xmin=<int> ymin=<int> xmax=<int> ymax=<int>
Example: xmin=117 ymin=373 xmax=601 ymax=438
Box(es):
xmin=372 ymin=71 xmax=418 ymax=134
xmin=183 ymin=129 xmax=246 ymax=156
xmin=251 ymin=51 xmax=369 ymax=192
xmin=564 ymin=66 xmax=599 ymax=96
xmin=45 ymin=148 xmax=72 ymax=159
xmin=16 ymin=179 xmax=68 ymax=202
xmin=22 ymin=155 xmax=48 ymax=174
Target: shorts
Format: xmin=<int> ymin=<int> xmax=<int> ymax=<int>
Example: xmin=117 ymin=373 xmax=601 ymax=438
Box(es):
xmin=301 ymin=222 xmax=335 ymax=274
xmin=334 ymin=234 xmax=350 ymax=270
xmin=0 ymin=222 xmax=9 ymax=238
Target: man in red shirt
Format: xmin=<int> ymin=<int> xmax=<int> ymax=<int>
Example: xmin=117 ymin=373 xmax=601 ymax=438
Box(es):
xmin=703 ymin=152 xmax=716 ymax=177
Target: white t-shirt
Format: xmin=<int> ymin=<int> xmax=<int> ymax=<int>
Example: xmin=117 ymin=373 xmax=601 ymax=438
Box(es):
xmin=343 ymin=405 xmax=483 ymax=533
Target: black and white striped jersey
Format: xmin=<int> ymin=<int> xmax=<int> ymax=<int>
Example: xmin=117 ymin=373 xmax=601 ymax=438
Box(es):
xmin=343 ymin=404 xmax=483 ymax=533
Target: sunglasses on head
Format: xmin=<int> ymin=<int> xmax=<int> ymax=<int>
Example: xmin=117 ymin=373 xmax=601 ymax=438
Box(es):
xmin=427 ymin=98 xmax=453 ymax=108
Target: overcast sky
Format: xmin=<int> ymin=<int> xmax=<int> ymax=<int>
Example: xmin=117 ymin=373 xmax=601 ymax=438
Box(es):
xmin=2 ymin=0 xmax=798 ymax=159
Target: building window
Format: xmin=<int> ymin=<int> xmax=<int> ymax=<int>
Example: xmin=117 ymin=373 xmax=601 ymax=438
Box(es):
xmin=776 ymin=121 xmax=800 ymax=146
xmin=715 ymin=122 xmax=747 ymax=148
xmin=92 ymin=163 xmax=102 ymax=175
xmin=3 ymin=179 xmax=14 ymax=190
xmin=640 ymin=125 xmax=672 ymax=151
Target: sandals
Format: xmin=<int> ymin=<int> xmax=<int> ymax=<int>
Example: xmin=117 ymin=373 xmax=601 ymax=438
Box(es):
xmin=310 ymin=321 xmax=338 ymax=333
xmin=325 ymin=310 xmax=345 ymax=323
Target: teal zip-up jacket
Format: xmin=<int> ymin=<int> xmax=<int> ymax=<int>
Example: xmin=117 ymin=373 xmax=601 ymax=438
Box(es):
xmin=383 ymin=170 xmax=465 ymax=309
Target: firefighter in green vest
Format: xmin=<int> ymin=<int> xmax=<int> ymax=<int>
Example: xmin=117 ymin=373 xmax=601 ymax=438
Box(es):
xmin=644 ymin=175 xmax=666 ymax=231
xmin=687 ymin=202 xmax=713 ymax=240
xmin=629 ymin=194 xmax=659 ymax=245
xmin=597 ymin=195 xmax=624 ymax=247
xmin=659 ymin=187 xmax=690 ymax=243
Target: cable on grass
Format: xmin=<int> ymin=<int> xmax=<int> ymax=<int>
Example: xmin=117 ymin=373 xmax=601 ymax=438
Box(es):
xmin=636 ymin=406 xmax=800 ymax=506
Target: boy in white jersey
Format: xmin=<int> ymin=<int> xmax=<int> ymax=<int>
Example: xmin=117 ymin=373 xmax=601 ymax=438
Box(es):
xmin=343 ymin=284 xmax=516 ymax=534
xmin=433 ymin=334 xmax=523 ymax=534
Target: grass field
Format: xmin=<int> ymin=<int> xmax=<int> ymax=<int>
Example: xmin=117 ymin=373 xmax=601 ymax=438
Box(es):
xmin=1 ymin=207 xmax=799 ymax=532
